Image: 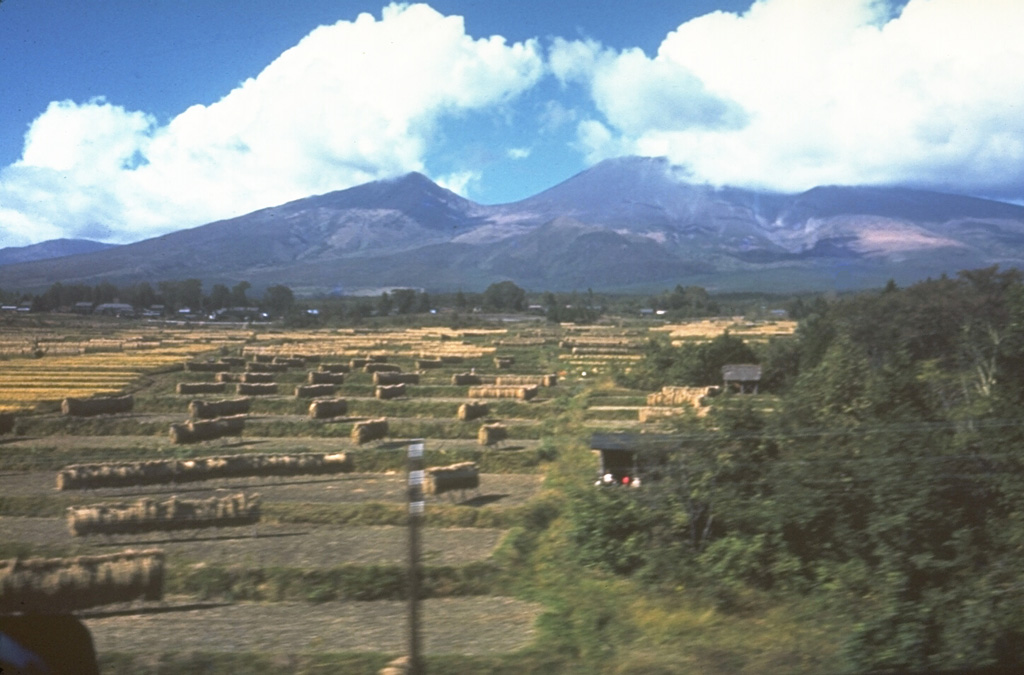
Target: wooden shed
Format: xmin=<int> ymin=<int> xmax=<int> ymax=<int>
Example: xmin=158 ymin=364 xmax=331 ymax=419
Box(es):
xmin=589 ymin=433 xmax=681 ymax=487
xmin=722 ymin=363 xmax=762 ymax=394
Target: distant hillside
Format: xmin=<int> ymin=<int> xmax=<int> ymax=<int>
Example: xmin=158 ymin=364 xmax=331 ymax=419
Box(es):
xmin=1 ymin=157 xmax=1023 ymax=294
xmin=0 ymin=239 xmax=116 ymax=267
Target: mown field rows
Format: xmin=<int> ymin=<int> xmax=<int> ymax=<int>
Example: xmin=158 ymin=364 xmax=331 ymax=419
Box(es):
xmin=0 ymin=315 xmax=766 ymax=672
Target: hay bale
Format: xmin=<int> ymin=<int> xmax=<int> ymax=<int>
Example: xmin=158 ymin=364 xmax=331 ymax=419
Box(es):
xmin=240 ymin=372 xmax=275 ymax=384
xmin=308 ymin=398 xmax=348 ymax=419
xmin=645 ymin=385 xmax=718 ymax=408
xmin=458 ymin=401 xmax=489 ymax=421
xmin=493 ymin=356 xmax=515 ymax=369
xmin=373 ymin=372 xmax=419 ymax=385
xmin=188 ymin=397 xmax=251 ymax=420
xmin=318 ymin=363 xmax=351 ymax=374
xmin=352 ymin=418 xmax=388 ymax=445
xmin=169 ymin=415 xmax=246 ymax=444
xmin=495 ymin=374 xmax=558 ymax=387
xmin=350 ymin=356 xmax=387 ymax=369
xmin=452 ymin=373 xmax=483 ymax=385
xmin=477 ymin=423 xmax=508 ymax=446
xmin=308 ymin=371 xmax=345 ymax=385
xmin=216 ymin=372 xmax=238 ymax=383
xmin=176 ymin=382 xmax=227 ymax=395
xmin=467 ymin=385 xmax=538 ymax=401
xmin=375 ymin=383 xmax=406 ymax=400
xmin=272 ymin=357 xmax=306 ymax=368
xmin=67 ymin=493 xmax=261 ymax=536
xmin=424 ymin=462 xmax=479 ymax=496
xmin=0 ymin=549 xmax=164 ymax=611
xmin=295 ymin=384 xmax=337 ymax=399
xmin=237 ymin=382 xmax=278 ymax=396
xmin=60 ymin=394 xmax=134 ymax=417
xmin=415 ymin=358 xmax=443 ymax=369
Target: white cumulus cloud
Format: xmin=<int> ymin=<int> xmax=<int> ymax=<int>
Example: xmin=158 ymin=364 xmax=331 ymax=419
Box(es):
xmin=0 ymin=3 xmax=543 ymax=247
xmin=557 ymin=0 xmax=1024 ymax=198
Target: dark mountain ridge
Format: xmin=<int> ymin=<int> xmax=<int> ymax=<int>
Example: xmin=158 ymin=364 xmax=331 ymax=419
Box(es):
xmin=2 ymin=156 xmax=1024 ymax=294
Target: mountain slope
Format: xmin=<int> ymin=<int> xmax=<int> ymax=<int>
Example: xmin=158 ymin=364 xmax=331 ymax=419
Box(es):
xmin=2 ymin=157 xmax=1024 ymax=293
xmin=0 ymin=239 xmax=116 ymax=266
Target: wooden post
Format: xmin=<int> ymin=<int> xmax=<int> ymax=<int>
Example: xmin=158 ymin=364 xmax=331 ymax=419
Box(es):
xmin=407 ymin=440 xmax=425 ymax=674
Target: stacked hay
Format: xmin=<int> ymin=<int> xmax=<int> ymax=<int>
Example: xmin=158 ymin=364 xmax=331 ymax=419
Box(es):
xmin=240 ymin=372 xmax=275 ymax=384
xmin=493 ymin=356 xmax=515 ymax=369
xmin=189 ymin=397 xmax=251 ymax=420
xmin=318 ymin=363 xmax=350 ymax=374
xmin=572 ymin=346 xmax=637 ymax=355
xmin=220 ymin=357 xmax=246 ymax=368
xmin=176 ymin=382 xmax=227 ymax=395
xmin=308 ymin=398 xmax=348 ymax=419
xmin=295 ymin=384 xmax=337 ymax=398
xmin=61 ymin=394 xmax=134 ymax=417
xmin=365 ymin=362 xmax=401 ymax=374
xmin=272 ymin=357 xmax=306 ymax=368
xmin=416 ymin=358 xmax=443 ymax=369
xmin=375 ymin=383 xmax=406 ymax=400
xmin=478 ymin=423 xmax=508 ymax=446
xmin=237 ymin=382 xmax=278 ymax=396
xmin=216 ymin=372 xmax=238 ymax=383
xmin=646 ymin=386 xmax=718 ymax=408
xmin=68 ymin=493 xmax=260 ymax=536
xmin=308 ymin=371 xmax=345 ymax=385
xmin=56 ymin=452 xmax=352 ymax=490
xmin=0 ymin=549 xmax=164 ymax=611
xmin=169 ymin=414 xmax=246 ymax=444
xmin=424 ymin=462 xmax=479 ymax=496
xmin=467 ymin=385 xmax=538 ymax=401
xmin=496 ymin=374 xmax=558 ymax=387
xmin=373 ymin=372 xmax=420 ymax=385
xmin=458 ymin=401 xmax=490 ymax=421
xmin=0 ymin=412 xmax=14 ymax=435
xmin=252 ymin=353 xmax=275 ymax=363
xmin=452 ymin=373 xmax=483 ymax=385
xmin=352 ymin=418 xmax=388 ymax=444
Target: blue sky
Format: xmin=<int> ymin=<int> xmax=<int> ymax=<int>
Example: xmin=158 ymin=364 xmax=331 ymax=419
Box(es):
xmin=1 ymin=0 xmax=1022 ymax=248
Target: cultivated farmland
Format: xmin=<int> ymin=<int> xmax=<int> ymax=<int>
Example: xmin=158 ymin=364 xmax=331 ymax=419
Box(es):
xmin=0 ymin=313 xmax=810 ymax=674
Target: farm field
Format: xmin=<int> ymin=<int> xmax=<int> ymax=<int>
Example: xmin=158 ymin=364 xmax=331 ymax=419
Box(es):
xmin=0 ymin=314 xmax=813 ymax=674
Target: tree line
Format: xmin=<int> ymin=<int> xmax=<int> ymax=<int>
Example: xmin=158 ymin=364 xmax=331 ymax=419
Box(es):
xmin=576 ymin=267 xmax=1024 ymax=672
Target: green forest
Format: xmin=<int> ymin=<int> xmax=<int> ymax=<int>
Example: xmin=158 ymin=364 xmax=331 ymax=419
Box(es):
xmin=540 ymin=267 xmax=1024 ymax=672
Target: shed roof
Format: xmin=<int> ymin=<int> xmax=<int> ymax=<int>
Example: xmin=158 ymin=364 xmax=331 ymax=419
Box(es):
xmin=589 ymin=433 xmax=683 ymax=453
xmin=721 ymin=364 xmax=762 ymax=382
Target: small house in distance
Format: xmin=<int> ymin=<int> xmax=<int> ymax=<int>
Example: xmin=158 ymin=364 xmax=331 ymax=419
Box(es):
xmin=722 ymin=364 xmax=762 ymax=394
xmin=589 ymin=433 xmax=682 ymax=487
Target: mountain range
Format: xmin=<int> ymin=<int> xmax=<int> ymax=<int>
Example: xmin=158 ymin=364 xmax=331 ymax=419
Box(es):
xmin=3 ymin=156 xmax=1024 ymax=294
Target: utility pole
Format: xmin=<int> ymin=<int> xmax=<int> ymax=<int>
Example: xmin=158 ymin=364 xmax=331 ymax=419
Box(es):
xmin=407 ymin=439 xmax=425 ymax=674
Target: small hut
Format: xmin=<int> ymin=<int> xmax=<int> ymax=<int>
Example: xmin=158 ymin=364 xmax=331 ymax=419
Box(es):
xmin=588 ymin=433 xmax=681 ymax=487
xmin=721 ymin=364 xmax=762 ymax=394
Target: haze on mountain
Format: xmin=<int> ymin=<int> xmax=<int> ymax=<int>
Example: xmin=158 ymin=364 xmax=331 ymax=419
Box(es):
xmin=2 ymin=156 xmax=1023 ymax=295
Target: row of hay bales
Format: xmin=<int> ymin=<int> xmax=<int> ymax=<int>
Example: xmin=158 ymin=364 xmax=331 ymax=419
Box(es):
xmin=67 ymin=492 xmax=260 ymax=536
xmin=477 ymin=423 xmax=507 ymax=446
xmin=189 ymin=397 xmax=251 ymax=420
xmin=308 ymin=398 xmax=348 ymax=419
xmin=467 ymin=385 xmax=539 ymax=401
xmin=0 ymin=549 xmax=164 ymax=612
xmin=56 ymin=452 xmax=352 ymax=490
xmin=373 ymin=371 xmax=420 ymax=385
xmin=352 ymin=417 xmax=388 ymax=444
xmin=458 ymin=401 xmax=490 ymax=421
xmin=646 ymin=385 xmax=720 ymax=408
xmin=376 ymin=383 xmax=406 ymax=400
xmin=61 ymin=394 xmax=133 ymax=417
xmin=169 ymin=414 xmax=246 ymax=444
xmin=308 ymin=371 xmax=346 ymax=385
xmin=495 ymin=374 xmax=558 ymax=387
xmin=424 ymin=462 xmax=479 ymax=496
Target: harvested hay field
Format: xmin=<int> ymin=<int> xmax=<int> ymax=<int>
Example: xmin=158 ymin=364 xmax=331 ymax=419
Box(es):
xmin=1 ymin=517 xmax=506 ymax=567
xmin=83 ymin=596 xmax=543 ymax=656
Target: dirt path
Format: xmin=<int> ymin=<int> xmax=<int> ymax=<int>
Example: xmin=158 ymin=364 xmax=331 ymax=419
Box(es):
xmin=82 ymin=596 xmax=543 ymax=655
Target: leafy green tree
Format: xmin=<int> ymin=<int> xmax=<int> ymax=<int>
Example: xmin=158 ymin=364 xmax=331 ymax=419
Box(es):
xmin=482 ymin=280 xmax=526 ymax=311
xmin=208 ymin=283 xmax=231 ymax=310
xmin=230 ymin=281 xmax=251 ymax=307
xmin=262 ymin=284 xmax=294 ymax=316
